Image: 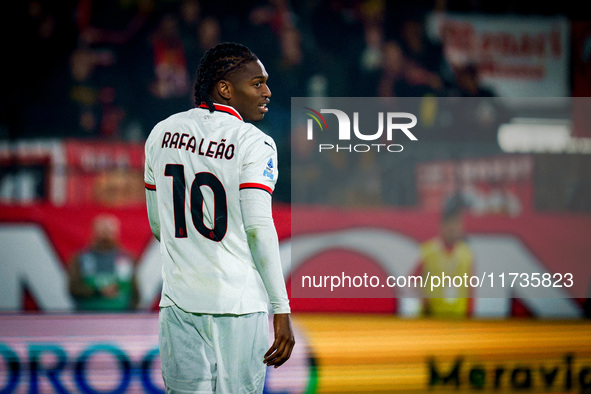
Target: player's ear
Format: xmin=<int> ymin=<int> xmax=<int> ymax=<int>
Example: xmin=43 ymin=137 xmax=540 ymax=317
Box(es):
xmin=216 ymin=80 xmax=232 ymax=100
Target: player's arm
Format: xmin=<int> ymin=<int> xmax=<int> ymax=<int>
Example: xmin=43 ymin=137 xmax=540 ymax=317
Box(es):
xmin=241 ymin=188 xmax=289 ymax=313
xmin=240 ymin=134 xmax=294 ymax=367
xmin=240 ymin=188 xmax=294 ymax=368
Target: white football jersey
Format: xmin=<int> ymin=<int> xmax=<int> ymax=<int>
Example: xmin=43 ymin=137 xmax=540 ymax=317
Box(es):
xmin=144 ymin=103 xmax=280 ymax=314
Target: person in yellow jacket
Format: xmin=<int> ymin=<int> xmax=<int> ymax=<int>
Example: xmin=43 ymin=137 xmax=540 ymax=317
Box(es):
xmin=420 ymin=194 xmax=474 ymax=318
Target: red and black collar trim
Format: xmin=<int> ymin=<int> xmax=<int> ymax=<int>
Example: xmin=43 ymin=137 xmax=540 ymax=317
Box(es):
xmin=198 ymin=102 xmax=243 ymax=121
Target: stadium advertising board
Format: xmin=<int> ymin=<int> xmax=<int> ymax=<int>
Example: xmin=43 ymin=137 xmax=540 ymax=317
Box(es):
xmin=430 ymin=13 xmax=569 ymax=98
xmin=298 ymin=315 xmax=591 ymax=392
xmin=1 ymin=313 xmax=589 ymax=393
xmin=0 ymin=314 xmax=316 ymax=394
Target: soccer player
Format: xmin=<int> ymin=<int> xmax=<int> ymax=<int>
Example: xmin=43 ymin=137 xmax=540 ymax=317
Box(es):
xmin=144 ymin=42 xmax=294 ymax=393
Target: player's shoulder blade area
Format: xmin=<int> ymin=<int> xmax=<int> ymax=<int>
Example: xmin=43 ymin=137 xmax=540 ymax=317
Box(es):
xmin=149 ymin=110 xmax=194 ymax=146
xmin=155 ymin=108 xmax=253 ymax=164
xmin=243 ymin=122 xmax=276 ymax=145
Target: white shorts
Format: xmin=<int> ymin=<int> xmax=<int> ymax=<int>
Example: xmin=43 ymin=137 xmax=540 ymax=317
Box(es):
xmin=159 ymin=305 xmax=269 ymax=394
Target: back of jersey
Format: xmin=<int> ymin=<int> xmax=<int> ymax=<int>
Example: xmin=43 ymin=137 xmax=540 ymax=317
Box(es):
xmin=144 ymin=104 xmax=278 ymax=314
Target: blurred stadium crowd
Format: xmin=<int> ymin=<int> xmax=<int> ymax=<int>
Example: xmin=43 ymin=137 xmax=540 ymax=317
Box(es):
xmin=0 ymin=0 xmax=588 ymax=205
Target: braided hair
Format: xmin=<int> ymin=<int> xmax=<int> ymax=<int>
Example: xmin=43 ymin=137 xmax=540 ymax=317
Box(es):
xmin=194 ymin=42 xmax=258 ymax=112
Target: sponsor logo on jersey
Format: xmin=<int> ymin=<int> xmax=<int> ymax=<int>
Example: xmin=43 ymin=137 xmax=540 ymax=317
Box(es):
xmin=263 ymin=158 xmax=274 ymax=180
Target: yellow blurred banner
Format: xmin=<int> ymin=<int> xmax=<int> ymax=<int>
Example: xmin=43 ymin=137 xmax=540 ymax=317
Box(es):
xmin=294 ymin=314 xmax=591 ymax=393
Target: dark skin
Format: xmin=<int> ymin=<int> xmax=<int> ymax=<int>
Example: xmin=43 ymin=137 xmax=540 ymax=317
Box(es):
xmin=211 ymin=59 xmax=295 ymax=368
xmin=210 ymin=59 xmax=271 ymax=122
xmin=264 ymin=313 xmax=295 ymax=368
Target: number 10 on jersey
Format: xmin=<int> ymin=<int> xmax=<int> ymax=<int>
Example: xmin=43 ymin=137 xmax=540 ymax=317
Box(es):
xmin=165 ymin=164 xmax=228 ymax=241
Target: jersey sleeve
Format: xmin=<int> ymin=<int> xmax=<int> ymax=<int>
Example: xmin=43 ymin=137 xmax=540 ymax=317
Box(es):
xmin=240 ymin=188 xmax=290 ymax=314
xmin=239 ymin=133 xmax=278 ymax=195
xmin=144 ymin=141 xmax=156 ymax=190
xmin=144 ymin=139 xmax=160 ymax=240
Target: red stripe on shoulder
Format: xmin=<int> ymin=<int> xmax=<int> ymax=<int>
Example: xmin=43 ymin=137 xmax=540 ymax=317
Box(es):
xmin=145 ymin=182 xmax=156 ymax=191
xmin=239 ymin=183 xmax=273 ymax=195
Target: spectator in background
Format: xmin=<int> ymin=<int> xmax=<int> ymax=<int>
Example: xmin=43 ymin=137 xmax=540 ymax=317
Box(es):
xmin=419 ymin=194 xmax=474 ymax=318
xmin=375 ymin=41 xmax=405 ymax=97
xmin=178 ymin=0 xmax=223 ymax=71
xmin=449 ymin=62 xmax=495 ymax=97
xmin=397 ymin=16 xmax=446 ymax=78
xmin=132 ymin=12 xmax=193 ymax=133
xmin=358 ymin=23 xmax=384 ymax=76
xmin=65 ymin=44 xmax=130 ymax=139
xmin=266 ymin=24 xmax=312 ymax=109
xmin=242 ymin=0 xmax=314 ymax=146
xmin=197 ymin=16 xmax=221 ymax=52
xmin=364 ymin=40 xmax=443 ymax=98
xmin=309 ymin=0 xmax=364 ymax=61
xmin=305 ymin=0 xmax=361 ymax=97
xmin=68 ymin=214 xmax=139 ymax=311
xmin=178 ymin=0 xmax=201 ymax=40
xmin=68 ymin=46 xmax=116 ymax=136
xmin=184 ymin=15 xmax=222 ymax=72
xmin=148 ymin=14 xmax=191 ymax=101
xmin=26 ymin=0 xmax=152 ymax=140
xmin=75 ymin=0 xmax=153 ymax=49
xmin=244 ymin=0 xmax=297 ymax=76
xmin=443 ymin=61 xmax=510 ymax=144
xmin=24 ymin=42 xmax=131 ymax=139
xmin=355 ymin=1 xmax=386 ymax=96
